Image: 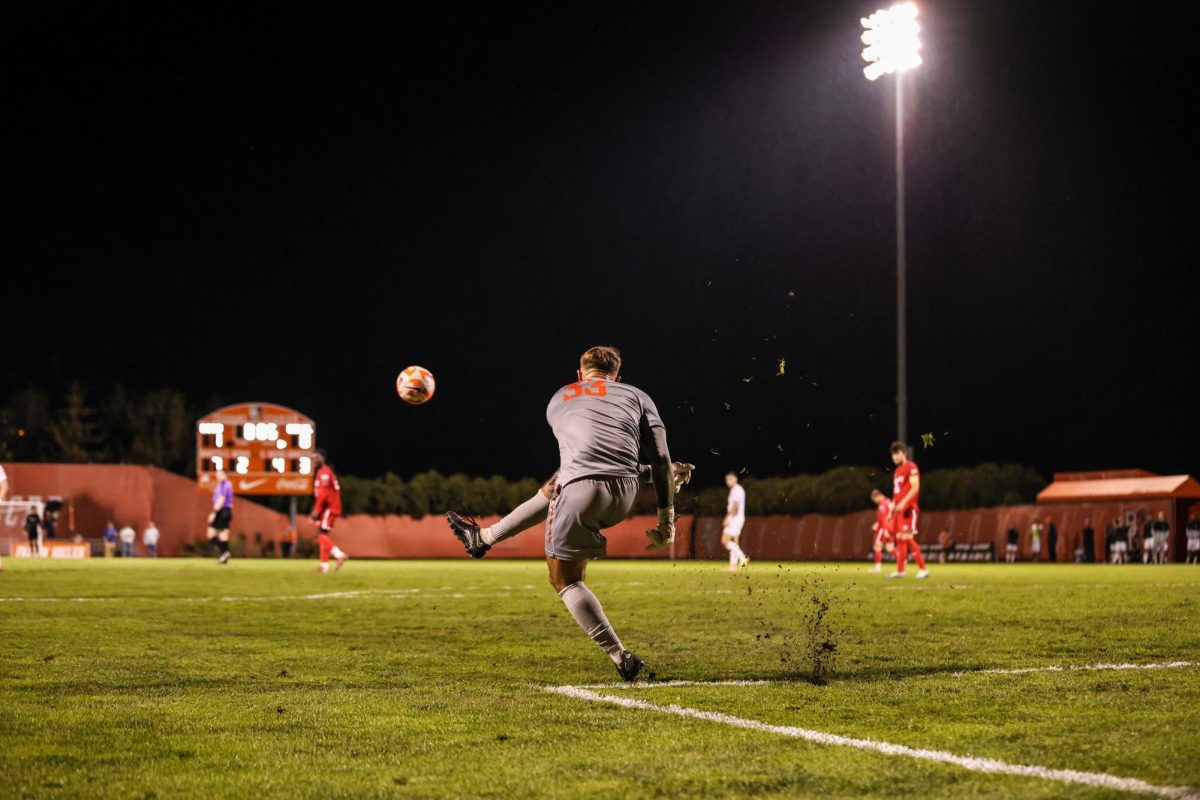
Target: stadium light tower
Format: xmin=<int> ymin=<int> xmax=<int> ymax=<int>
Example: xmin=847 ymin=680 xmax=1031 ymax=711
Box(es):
xmin=862 ymin=2 xmax=921 ymax=446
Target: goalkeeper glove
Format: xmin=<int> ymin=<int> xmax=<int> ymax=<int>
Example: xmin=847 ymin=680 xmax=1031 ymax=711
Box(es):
xmin=645 ymin=507 xmax=676 ymax=551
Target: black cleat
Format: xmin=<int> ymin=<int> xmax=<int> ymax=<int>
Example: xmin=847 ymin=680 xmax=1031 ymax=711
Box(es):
xmin=615 ymin=650 xmax=644 ymax=682
xmin=446 ymin=511 xmax=490 ymax=559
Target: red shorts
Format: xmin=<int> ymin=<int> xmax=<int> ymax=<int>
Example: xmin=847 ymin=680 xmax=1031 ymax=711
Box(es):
xmin=874 ymin=528 xmax=894 ymax=546
xmin=894 ymin=509 xmax=919 ymax=539
xmin=316 ymin=509 xmax=338 ymax=532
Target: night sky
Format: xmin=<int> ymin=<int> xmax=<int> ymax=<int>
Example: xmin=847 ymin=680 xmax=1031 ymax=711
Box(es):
xmin=5 ymin=2 xmax=1197 ymax=484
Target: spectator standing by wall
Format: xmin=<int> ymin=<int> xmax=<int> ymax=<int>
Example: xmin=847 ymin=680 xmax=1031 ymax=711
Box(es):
xmin=1005 ymin=525 xmax=1019 ymax=562
xmin=1029 ymin=520 xmax=1042 ymax=562
xmin=281 ymin=520 xmax=297 ymax=559
xmin=937 ymin=529 xmax=951 ymax=563
xmin=24 ymin=509 xmax=40 ymax=555
xmin=42 ymin=507 xmax=57 ymax=542
xmin=1140 ymin=513 xmax=1154 ymax=564
xmin=1150 ymin=511 xmax=1170 ymax=564
xmin=102 ymin=521 xmax=118 ymax=558
xmin=1046 ymin=518 xmax=1058 ymax=562
xmin=119 ymin=524 xmax=136 ymax=557
xmin=143 ymin=521 xmax=160 ymax=558
xmin=1114 ymin=518 xmax=1131 ymax=564
xmin=1082 ymin=518 xmax=1096 ymax=563
xmin=1186 ymin=516 xmax=1200 ymax=564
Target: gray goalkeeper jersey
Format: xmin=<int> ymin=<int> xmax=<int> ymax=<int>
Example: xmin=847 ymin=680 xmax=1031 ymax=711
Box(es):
xmin=546 ymin=378 xmax=665 ymax=486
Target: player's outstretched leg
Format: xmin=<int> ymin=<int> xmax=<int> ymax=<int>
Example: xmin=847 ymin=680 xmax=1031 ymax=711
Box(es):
xmin=445 ymin=511 xmax=492 ymax=558
xmin=447 ymin=487 xmax=554 ymax=557
xmin=551 ymin=558 xmax=642 ymax=681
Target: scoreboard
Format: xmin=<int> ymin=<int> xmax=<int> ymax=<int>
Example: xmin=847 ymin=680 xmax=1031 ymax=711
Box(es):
xmin=196 ymin=403 xmax=315 ymax=496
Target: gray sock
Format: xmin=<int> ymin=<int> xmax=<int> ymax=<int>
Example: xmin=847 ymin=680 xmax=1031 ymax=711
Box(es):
xmin=558 ymin=582 xmax=624 ymax=663
xmin=482 ymin=490 xmax=549 ymax=545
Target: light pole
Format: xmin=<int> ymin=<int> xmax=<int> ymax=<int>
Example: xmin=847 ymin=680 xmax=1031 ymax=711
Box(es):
xmin=862 ymin=2 xmax=922 ymax=445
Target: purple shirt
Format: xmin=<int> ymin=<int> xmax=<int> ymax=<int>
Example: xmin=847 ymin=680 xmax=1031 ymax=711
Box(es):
xmin=213 ymin=480 xmax=234 ymax=510
xmin=102 ymin=525 xmax=118 ymax=542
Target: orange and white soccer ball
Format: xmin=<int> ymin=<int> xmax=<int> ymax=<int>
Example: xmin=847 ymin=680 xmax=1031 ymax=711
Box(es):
xmin=396 ymin=366 xmax=436 ymax=405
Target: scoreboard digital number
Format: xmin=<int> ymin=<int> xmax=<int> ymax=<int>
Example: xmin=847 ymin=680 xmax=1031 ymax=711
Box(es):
xmin=196 ymin=403 xmax=315 ymax=496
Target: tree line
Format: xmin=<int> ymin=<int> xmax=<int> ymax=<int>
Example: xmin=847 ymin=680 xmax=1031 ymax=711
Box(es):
xmin=1 ymin=383 xmax=194 ymax=474
xmin=340 ymin=463 xmax=1046 ymax=518
xmin=1 ymin=385 xmax=1046 ymax=516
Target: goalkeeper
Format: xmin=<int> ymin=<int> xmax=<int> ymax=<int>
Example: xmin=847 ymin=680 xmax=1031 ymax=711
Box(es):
xmin=445 ymin=346 xmax=686 ymax=681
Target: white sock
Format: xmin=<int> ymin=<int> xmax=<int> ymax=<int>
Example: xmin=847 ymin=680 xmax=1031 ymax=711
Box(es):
xmin=483 ymin=491 xmax=550 ymax=546
xmin=559 ymin=582 xmax=624 ymax=663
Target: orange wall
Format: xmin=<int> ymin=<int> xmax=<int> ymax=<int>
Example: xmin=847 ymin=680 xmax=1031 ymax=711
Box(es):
xmin=0 ymin=463 xmax=1184 ymax=561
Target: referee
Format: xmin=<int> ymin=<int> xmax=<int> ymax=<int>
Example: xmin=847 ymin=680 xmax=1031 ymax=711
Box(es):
xmin=207 ymin=469 xmax=234 ymax=564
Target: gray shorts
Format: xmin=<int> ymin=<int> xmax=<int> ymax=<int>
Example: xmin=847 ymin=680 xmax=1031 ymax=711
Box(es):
xmin=545 ymin=475 xmax=641 ymax=561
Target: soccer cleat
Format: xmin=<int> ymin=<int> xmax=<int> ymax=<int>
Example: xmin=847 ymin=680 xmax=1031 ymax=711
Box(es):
xmin=869 ymin=564 xmax=881 ymax=573
xmin=887 ymin=571 xmax=905 ymax=579
xmin=335 ymin=554 xmax=347 ymax=572
xmin=916 ymin=569 xmax=929 ymax=579
xmin=615 ymin=650 xmax=644 ymax=682
xmin=738 ymin=556 xmax=751 ymax=568
xmin=446 ymin=511 xmax=490 ymax=559
xmin=218 ymin=551 xmax=231 ymax=565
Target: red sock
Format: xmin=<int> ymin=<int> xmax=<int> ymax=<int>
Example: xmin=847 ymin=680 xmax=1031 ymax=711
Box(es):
xmin=874 ymin=547 xmax=883 ymax=566
xmin=894 ymin=540 xmax=908 ymax=573
xmin=910 ymin=540 xmax=927 ymax=570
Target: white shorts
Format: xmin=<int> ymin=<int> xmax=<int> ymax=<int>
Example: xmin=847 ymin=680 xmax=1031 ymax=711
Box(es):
xmin=1005 ymin=543 xmax=1017 ymax=553
xmin=1187 ymin=539 xmax=1200 ymax=553
xmin=723 ymin=519 xmax=745 ymax=538
xmin=1113 ymin=541 xmax=1127 ymax=553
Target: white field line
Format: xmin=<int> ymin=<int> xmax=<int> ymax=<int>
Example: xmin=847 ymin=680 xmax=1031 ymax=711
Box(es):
xmin=952 ymin=661 xmax=1197 ymax=677
xmin=576 ymin=679 xmax=774 ymax=690
xmin=0 ymin=588 xmax=431 ymax=604
xmin=547 ymin=685 xmax=1199 ymax=799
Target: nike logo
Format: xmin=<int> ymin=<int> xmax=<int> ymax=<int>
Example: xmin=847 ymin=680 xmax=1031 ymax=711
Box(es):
xmin=238 ymin=479 xmax=269 ymax=490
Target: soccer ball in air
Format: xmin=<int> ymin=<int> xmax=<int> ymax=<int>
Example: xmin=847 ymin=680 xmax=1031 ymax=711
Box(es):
xmin=396 ymin=366 xmax=436 ymax=405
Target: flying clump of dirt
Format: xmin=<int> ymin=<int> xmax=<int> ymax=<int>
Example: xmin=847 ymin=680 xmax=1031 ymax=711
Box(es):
xmin=754 ymin=567 xmax=842 ymax=685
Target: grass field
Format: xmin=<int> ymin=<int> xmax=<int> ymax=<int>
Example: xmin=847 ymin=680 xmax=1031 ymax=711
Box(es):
xmin=2 ymin=558 xmax=1198 ymax=799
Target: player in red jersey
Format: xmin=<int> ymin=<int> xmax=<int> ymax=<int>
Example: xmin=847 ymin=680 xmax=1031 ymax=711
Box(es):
xmin=869 ymin=488 xmax=894 ymax=573
xmin=886 ymin=441 xmax=929 ymax=579
xmin=311 ymin=449 xmax=347 ymax=572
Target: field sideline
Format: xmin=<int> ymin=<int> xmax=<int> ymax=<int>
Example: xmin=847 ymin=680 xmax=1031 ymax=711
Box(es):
xmin=2 ymin=559 xmax=1198 ymax=798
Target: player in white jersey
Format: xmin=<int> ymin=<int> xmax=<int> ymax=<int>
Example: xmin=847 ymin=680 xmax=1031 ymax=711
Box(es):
xmin=445 ymin=346 xmax=678 ymax=681
xmin=722 ymin=472 xmax=749 ymax=571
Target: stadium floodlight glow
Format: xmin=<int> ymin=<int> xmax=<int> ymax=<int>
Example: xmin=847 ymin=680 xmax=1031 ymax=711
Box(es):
xmin=860 ymin=2 xmax=923 ymax=445
xmin=861 ymin=3 xmax=922 ymax=81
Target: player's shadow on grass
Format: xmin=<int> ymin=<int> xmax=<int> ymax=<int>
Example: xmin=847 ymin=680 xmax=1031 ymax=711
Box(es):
xmin=669 ymin=663 xmax=979 ymax=686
